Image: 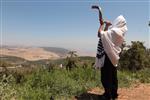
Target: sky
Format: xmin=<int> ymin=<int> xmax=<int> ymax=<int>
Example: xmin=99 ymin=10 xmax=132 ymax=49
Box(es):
xmin=0 ymin=0 xmax=150 ymax=52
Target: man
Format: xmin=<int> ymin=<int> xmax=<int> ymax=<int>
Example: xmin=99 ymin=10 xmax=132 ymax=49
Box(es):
xmin=94 ymin=15 xmax=128 ymax=100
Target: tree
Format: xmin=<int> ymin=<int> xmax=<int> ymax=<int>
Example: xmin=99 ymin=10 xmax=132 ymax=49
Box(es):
xmin=145 ymin=48 xmax=150 ymax=68
xmin=66 ymin=51 xmax=78 ymax=70
xmin=45 ymin=61 xmax=56 ymax=72
xmin=68 ymin=51 xmax=78 ymax=58
xmin=119 ymin=41 xmax=149 ymax=71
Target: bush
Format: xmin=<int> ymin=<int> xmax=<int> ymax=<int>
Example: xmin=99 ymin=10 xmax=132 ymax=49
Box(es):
xmin=15 ymin=67 xmax=101 ymax=99
xmin=133 ymin=68 xmax=150 ymax=83
xmin=118 ymin=70 xmax=136 ymax=87
xmin=1 ymin=62 xmax=150 ymax=99
xmin=0 ymin=75 xmax=16 ymax=100
xmin=119 ymin=41 xmax=149 ymax=71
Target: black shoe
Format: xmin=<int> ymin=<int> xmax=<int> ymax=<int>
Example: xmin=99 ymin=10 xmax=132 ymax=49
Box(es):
xmin=111 ymin=94 xmax=118 ymax=100
xmin=99 ymin=93 xmax=111 ymax=100
xmin=111 ymin=98 xmax=118 ymax=100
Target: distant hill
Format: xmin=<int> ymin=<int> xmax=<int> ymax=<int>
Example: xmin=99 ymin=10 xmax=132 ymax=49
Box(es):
xmin=0 ymin=55 xmax=28 ymax=66
xmin=0 ymin=45 xmax=95 ymax=62
xmin=0 ymin=46 xmax=66 ymax=61
xmin=0 ymin=55 xmax=26 ymax=62
xmin=41 ymin=47 xmax=69 ymax=57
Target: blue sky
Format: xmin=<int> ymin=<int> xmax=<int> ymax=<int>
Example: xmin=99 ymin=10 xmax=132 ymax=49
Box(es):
xmin=0 ymin=0 xmax=150 ymax=52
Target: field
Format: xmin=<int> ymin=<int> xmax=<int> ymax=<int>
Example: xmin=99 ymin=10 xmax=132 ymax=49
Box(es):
xmin=0 ymin=57 xmax=150 ymax=100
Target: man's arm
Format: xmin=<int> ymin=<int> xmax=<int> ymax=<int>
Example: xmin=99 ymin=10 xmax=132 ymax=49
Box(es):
xmin=98 ymin=21 xmax=112 ymax=37
xmin=98 ymin=24 xmax=105 ymax=37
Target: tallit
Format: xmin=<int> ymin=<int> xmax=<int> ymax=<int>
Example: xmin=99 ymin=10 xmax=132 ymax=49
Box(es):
xmin=94 ymin=15 xmax=128 ymax=68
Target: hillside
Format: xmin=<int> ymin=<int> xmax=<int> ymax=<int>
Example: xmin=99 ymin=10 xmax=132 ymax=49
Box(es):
xmin=41 ymin=47 xmax=69 ymax=57
xmin=0 ymin=46 xmax=69 ymax=61
xmin=0 ymin=55 xmax=27 ymax=65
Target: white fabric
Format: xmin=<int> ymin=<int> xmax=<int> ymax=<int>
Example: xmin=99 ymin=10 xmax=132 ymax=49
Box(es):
xmin=94 ymin=15 xmax=128 ymax=68
xmin=94 ymin=55 xmax=105 ymax=69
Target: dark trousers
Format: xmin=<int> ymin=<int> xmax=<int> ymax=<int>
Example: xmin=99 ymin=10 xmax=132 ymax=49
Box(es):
xmin=101 ymin=54 xmax=118 ymax=99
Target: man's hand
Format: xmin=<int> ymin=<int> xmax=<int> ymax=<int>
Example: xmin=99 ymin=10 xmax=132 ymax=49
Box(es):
xmin=103 ymin=20 xmax=112 ymax=31
xmin=104 ymin=20 xmax=112 ymax=27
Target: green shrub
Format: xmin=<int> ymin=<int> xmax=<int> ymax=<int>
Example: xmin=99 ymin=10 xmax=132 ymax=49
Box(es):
xmin=119 ymin=41 xmax=149 ymax=71
xmin=118 ymin=71 xmax=135 ymax=87
xmin=0 ymin=75 xmax=16 ymax=100
xmin=133 ymin=68 xmax=150 ymax=83
xmin=14 ymin=66 xmax=101 ymax=100
xmin=1 ymin=64 xmax=150 ymax=100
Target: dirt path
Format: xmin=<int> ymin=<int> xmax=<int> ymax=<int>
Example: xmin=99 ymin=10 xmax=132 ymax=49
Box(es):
xmin=75 ymin=83 xmax=150 ymax=100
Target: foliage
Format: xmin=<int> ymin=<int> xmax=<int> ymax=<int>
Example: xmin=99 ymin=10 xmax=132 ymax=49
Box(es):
xmin=1 ymin=41 xmax=150 ymax=99
xmin=0 ymin=75 xmax=17 ymax=100
xmin=0 ymin=61 xmax=12 ymax=67
xmin=133 ymin=68 xmax=150 ymax=83
xmin=0 ymin=66 xmax=150 ymax=99
xmin=14 ymin=67 xmax=101 ymax=100
xmin=119 ymin=41 xmax=150 ymax=71
xmin=66 ymin=51 xmax=79 ymax=70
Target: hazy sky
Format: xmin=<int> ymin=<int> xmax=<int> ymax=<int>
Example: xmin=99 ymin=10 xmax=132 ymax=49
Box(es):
xmin=0 ymin=0 xmax=150 ymax=51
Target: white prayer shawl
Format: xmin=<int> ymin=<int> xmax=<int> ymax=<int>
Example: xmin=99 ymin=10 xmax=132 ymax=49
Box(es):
xmin=95 ymin=15 xmax=128 ymax=68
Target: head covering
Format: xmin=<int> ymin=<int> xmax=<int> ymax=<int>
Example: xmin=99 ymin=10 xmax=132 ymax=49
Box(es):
xmin=111 ymin=15 xmax=128 ymax=46
xmin=113 ymin=15 xmax=127 ymax=28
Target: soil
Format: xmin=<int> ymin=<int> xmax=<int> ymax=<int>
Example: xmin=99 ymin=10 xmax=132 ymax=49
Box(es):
xmin=74 ymin=83 xmax=150 ymax=100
